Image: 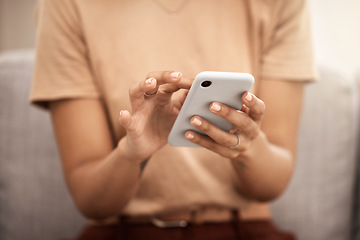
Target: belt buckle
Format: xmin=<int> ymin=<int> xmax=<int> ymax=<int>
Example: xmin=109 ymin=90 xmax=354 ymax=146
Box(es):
xmin=150 ymin=216 xmax=188 ymax=228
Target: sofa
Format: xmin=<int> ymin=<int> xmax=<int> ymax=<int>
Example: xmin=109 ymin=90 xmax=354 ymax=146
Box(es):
xmin=0 ymin=50 xmax=359 ymax=240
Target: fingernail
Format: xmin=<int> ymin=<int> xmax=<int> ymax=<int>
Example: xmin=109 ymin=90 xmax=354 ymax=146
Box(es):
xmin=120 ymin=110 xmax=124 ymax=117
xmin=245 ymin=92 xmax=252 ymax=102
xmin=191 ymin=117 xmax=202 ymax=126
xmin=186 ymin=132 xmax=194 ymax=139
xmin=145 ymin=78 xmax=153 ymax=84
xmin=210 ymin=102 xmax=221 ymax=112
xmin=170 ymin=72 xmax=182 ymax=80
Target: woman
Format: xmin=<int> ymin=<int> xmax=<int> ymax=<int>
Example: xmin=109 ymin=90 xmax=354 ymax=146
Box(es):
xmin=30 ymin=0 xmax=316 ymax=239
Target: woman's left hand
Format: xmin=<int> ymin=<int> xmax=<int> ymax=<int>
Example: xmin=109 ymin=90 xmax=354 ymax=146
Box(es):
xmin=185 ymin=92 xmax=265 ymax=159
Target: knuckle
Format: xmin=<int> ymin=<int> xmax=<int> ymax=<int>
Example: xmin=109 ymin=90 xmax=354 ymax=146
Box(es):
xmin=201 ymin=121 xmax=210 ymax=132
xmin=206 ymin=140 xmax=217 ymax=151
xmin=192 ymin=136 xmax=200 ymax=144
xmin=161 ymin=71 xmax=168 ymax=80
xmin=240 ymin=122 xmax=258 ymax=139
xmin=162 ymin=70 xmax=173 ymax=81
xmin=247 ymin=121 xmax=257 ymax=132
xmin=221 ymin=135 xmax=234 ymax=147
xmin=161 ymin=71 xmax=173 ymax=77
xmin=249 ymin=127 xmax=260 ymax=140
xmin=259 ymin=101 xmax=265 ymax=113
xmin=255 ymin=100 xmax=265 ymax=114
xmin=239 ymin=116 xmax=252 ymax=129
xmin=221 ymin=105 xmax=231 ymax=118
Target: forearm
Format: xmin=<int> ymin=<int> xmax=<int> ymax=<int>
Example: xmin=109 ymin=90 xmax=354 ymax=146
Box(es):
xmin=67 ymin=138 xmax=145 ymax=220
xmin=232 ymin=131 xmax=294 ymax=202
xmin=50 ymin=73 xmax=190 ymax=221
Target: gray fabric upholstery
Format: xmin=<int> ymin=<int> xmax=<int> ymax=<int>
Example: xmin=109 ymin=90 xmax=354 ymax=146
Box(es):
xmin=0 ymin=50 xmax=359 ymax=240
xmin=0 ymin=50 xmax=85 ymax=240
xmin=351 ymin=71 xmax=360 ymax=240
xmin=271 ymin=66 xmax=359 ymax=240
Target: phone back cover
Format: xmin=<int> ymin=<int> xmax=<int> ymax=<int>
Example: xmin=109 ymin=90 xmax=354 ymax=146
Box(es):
xmin=168 ymin=71 xmax=254 ymax=147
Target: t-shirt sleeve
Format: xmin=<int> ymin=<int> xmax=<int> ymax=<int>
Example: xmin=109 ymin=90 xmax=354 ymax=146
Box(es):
xmin=260 ymin=0 xmax=317 ymax=82
xmin=29 ymin=0 xmax=100 ymax=109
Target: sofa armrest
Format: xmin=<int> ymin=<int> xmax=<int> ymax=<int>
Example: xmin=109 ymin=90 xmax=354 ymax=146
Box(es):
xmin=0 ymin=50 xmax=86 ymax=240
xmin=271 ymin=66 xmax=359 ymax=240
xmin=351 ymin=69 xmax=360 ymax=240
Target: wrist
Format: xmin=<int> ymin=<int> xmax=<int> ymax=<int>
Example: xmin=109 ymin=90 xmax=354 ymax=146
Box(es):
xmin=117 ymin=136 xmax=152 ymax=165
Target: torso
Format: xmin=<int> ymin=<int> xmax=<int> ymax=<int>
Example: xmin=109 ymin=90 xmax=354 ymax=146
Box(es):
xmin=74 ymin=0 xmax=274 ymax=220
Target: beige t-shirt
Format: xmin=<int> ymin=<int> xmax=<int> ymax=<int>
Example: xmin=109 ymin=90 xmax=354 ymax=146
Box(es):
xmin=30 ymin=0 xmax=316 ymax=216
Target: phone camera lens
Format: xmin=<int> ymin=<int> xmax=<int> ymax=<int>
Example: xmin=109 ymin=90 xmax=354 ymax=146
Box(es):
xmin=201 ymin=81 xmax=212 ymax=88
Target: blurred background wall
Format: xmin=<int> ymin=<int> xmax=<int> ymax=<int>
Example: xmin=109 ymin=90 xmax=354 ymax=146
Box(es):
xmin=0 ymin=0 xmax=359 ymax=75
xmin=0 ymin=0 xmax=37 ymax=52
xmin=309 ymin=0 xmax=360 ymax=77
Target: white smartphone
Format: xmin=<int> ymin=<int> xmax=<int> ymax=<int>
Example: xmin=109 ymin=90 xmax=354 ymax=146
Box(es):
xmin=168 ymin=71 xmax=254 ymax=147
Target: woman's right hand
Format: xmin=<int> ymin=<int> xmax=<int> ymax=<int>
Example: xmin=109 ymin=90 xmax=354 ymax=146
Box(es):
xmin=118 ymin=71 xmax=192 ymax=163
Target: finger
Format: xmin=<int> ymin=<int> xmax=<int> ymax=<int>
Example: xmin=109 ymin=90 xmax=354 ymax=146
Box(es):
xmin=241 ymin=92 xmax=265 ymax=123
xmin=179 ymin=89 xmax=189 ymax=106
xmin=129 ymin=77 xmax=157 ymax=109
xmin=240 ymin=104 xmax=250 ymax=114
xmin=190 ymin=116 xmax=240 ymax=148
xmin=160 ymin=76 xmax=192 ymax=94
xmin=209 ymin=102 xmax=259 ymax=139
xmin=119 ymin=110 xmax=134 ymax=131
xmin=146 ymin=71 xmax=182 ymax=95
xmin=185 ymin=131 xmax=240 ymax=159
xmin=173 ymin=89 xmax=189 ymax=110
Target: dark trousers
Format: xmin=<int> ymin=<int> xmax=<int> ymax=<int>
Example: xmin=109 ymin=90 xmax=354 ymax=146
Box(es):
xmin=75 ymin=220 xmax=295 ymax=240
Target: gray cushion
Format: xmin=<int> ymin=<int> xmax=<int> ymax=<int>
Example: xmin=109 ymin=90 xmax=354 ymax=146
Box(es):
xmin=0 ymin=50 xmax=85 ymax=240
xmin=351 ymin=70 xmax=360 ymax=240
xmin=0 ymin=50 xmax=359 ymax=240
xmin=271 ymin=66 xmax=359 ymax=240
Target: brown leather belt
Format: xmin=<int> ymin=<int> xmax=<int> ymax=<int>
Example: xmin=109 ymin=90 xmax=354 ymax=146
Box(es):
xmin=121 ymin=207 xmax=240 ymax=228
xmin=90 ymin=204 xmax=271 ymax=227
